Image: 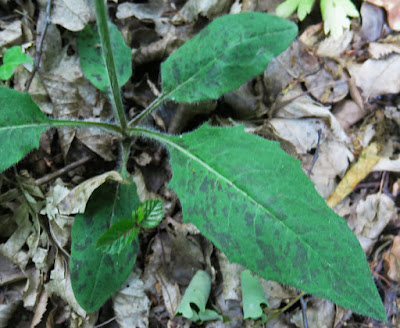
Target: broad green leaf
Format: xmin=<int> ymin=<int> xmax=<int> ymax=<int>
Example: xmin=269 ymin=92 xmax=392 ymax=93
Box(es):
xmin=320 ymin=0 xmax=359 ymax=39
xmin=241 ymin=270 xmax=268 ymax=320
xmin=136 ymin=199 xmax=164 ymax=228
xmin=176 ymin=270 xmax=222 ymax=323
xmin=70 ymin=179 xmax=141 ymax=312
xmin=0 ymin=46 xmax=33 ymax=80
xmin=0 ymin=87 xmax=51 ymax=173
xmin=96 ymin=219 xmax=139 ymax=255
xmin=78 ymin=22 xmax=132 ymax=92
xmin=162 ymin=124 xmax=386 ymax=321
xmin=161 ymin=12 xmax=297 ymax=103
xmin=275 ymin=0 xmax=315 ymax=21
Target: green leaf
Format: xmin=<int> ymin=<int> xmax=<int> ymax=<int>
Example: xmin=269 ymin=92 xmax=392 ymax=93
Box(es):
xmin=70 ymin=179 xmax=141 ymax=312
xmin=0 ymin=86 xmax=51 ymax=173
xmin=161 ymin=124 xmax=386 ymax=321
xmin=241 ymin=270 xmax=268 ymax=320
xmin=96 ymin=219 xmax=139 ymax=255
xmin=136 ymin=199 xmax=164 ymax=228
xmin=161 ymin=12 xmax=297 ymax=103
xmin=275 ymin=0 xmax=315 ymax=21
xmin=78 ymin=22 xmax=132 ymax=92
xmin=0 ymin=46 xmax=33 ymax=80
xmin=176 ymin=270 xmax=222 ymax=323
xmin=320 ymin=0 xmax=359 ymax=39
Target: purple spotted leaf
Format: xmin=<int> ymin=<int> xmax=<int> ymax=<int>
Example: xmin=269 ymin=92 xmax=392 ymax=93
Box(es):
xmin=70 ymin=179 xmax=141 ymax=312
xmin=161 ymin=12 xmax=297 ymax=103
xmin=161 ymin=123 xmax=386 ymax=321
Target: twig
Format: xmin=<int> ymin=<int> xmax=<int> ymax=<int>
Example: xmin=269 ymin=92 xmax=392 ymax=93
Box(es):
xmin=300 ymin=296 xmax=309 ymax=328
xmin=24 ymin=0 xmax=52 ymax=92
xmin=307 ymin=129 xmax=322 ymax=177
xmin=93 ymin=316 xmax=116 ymax=328
xmin=34 ymin=155 xmax=93 ymax=185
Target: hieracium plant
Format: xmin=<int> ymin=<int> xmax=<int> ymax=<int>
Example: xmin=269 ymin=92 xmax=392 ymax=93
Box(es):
xmin=0 ymin=0 xmax=386 ymax=322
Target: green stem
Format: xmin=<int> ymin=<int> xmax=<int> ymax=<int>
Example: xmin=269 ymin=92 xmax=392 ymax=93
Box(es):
xmin=94 ymin=0 xmax=127 ymax=132
xmin=120 ymin=139 xmax=131 ymax=179
xmin=128 ymin=93 xmax=168 ymax=127
xmin=50 ymin=119 xmax=123 ymax=135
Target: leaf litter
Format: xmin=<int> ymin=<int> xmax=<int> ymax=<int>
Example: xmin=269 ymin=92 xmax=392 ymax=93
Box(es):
xmin=0 ymin=0 xmax=399 ymax=327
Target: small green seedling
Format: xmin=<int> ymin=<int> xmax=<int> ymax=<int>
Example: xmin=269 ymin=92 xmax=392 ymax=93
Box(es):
xmin=276 ymin=0 xmax=359 ymax=39
xmin=0 ymin=0 xmax=386 ymax=322
xmin=0 ymin=46 xmax=33 ymax=80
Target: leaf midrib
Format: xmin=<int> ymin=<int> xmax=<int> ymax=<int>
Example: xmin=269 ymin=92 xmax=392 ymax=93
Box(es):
xmin=162 ymin=134 xmax=378 ymax=312
xmin=163 ymin=27 xmax=294 ymax=100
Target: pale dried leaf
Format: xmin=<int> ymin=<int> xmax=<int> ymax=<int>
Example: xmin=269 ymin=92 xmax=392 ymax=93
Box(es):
xmin=0 ymin=203 xmax=32 ymax=269
xmin=373 ymin=156 xmax=400 ymax=172
xmin=316 ymin=30 xmax=353 ymax=58
xmin=291 ymin=299 xmax=335 ymax=328
xmin=58 ymin=171 xmax=126 ymax=215
xmin=383 ymin=236 xmax=400 ymax=282
xmin=156 ymin=271 xmax=181 ymax=318
xmin=23 ymin=268 xmax=41 ymax=308
xmin=51 ymin=0 xmax=95 ymax=31
xmin=348 ymin=55 xmax=400 ymax=99
xmin=44 ymin=254 xmax=87 ymax=317
xmin=307 ymin=141 xmax=353 ymax=199
xmin=268 ymin=118 xmax=326 ymax=154
xmin=275 ymin=86 xmax=348 ymax=142
xmin=369 ymin=42 xmax=400 ymax=59
xmin=349 ymin=194 xmax=396 ymax=252
xmin=30 ymin=290 xmax=49 ymax=328
xmin=216 ymin=250 xmax=244 ymax=301
xmin=333 ymin=100 xmax=367 ymax=130
xmin=0 ymin=20 xmax=22 ymax=48
xmin=173 ymin=0 xmax=233 ymax=23
xmin=112 ymin=270 xmax=150 ymax=328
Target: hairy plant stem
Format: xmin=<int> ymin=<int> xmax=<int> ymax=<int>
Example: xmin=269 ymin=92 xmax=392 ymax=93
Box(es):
xmin=120 ymin=139 xmax=132 ymax=179
xmin=128 ymin=93 xmax=168 ymax=126
xmin=94 ymin=0 xmax=127 ymax=133
xmin=50 ymin=119 xmax=123 ymax=135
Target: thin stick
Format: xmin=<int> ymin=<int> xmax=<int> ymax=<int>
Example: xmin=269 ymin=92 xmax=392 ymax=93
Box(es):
xmin=307 ymin=129 xmax=322 ymax=177
xmin=35 ymin=155 xmax=93 ymax=185
xmin=300 ymin=296 xmax=309 ymax=328
xmin=25 ymin=0 xmax=52 ymax=92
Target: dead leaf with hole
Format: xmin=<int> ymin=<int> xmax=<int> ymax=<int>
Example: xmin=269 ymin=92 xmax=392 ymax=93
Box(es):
xmin=51 ymin=0 xmax=95 ymax=31
xmin=348 ymin=194 xmax=396 ymax=252
xmin=348 ymin=54 xmax=400 ymax=99
xmin=383 ymin=236 xmax=400 ymax=282
xmin=366 ymin=0 xmax=400 ymax=31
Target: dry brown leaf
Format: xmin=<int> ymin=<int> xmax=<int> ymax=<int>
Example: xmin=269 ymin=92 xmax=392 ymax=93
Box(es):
xmin=57 ymin=171 xmax=127 ymax=215
xmin=172 ymin=0 xmax=233 ymax=23
xmin=383 ymin=236 xmax=400 ymax=282
xmin=0 ymin=302 xmax=20 ymax=328
xmin=291 ymin=299 xmax=335 ymax=328
xmin=348 ymin=54 xmax=400 ymax=99
xmin=348 ymin=194 xmax=396 ymax=252
xmin=327 ymin=142 xmax=382 ymax=207
xmin=333 ymin=100 xmax=367 ymax=130
xmin=51 ymin=0 xmax=95 ymax=31
xmin=30 ymin=290 xmax=49 ymax=328
xmin=0 ymin=20 xmax=22 ymax=49
xmin=361 ymin=2 xmax=385 ymax=42
xmin=366 ymin=0 xmax=400 ymax=30
xmin=112 ymin=270 xmax=151 ymax=328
